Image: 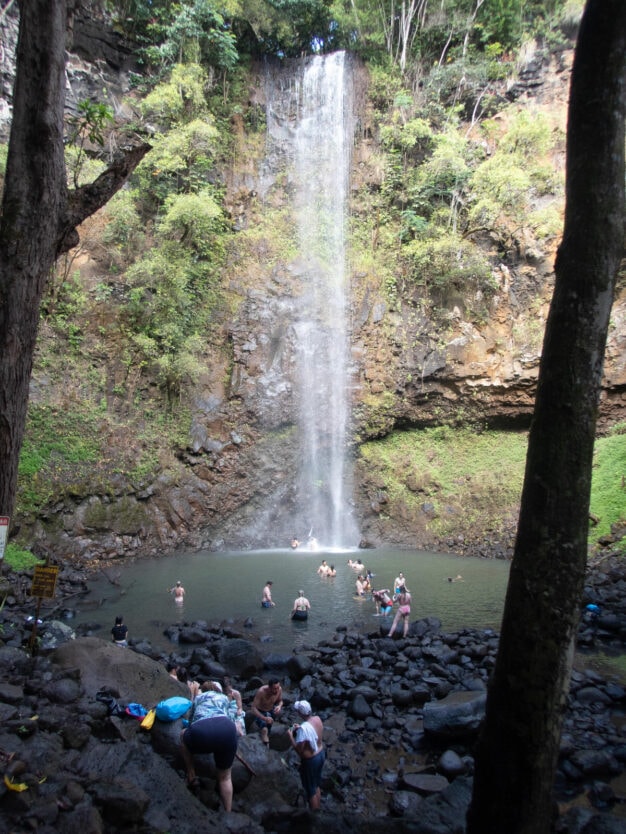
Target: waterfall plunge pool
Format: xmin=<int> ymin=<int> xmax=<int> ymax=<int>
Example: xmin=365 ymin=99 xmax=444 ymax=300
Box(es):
xmin=65 ymin=547 xmax=510 ymax=655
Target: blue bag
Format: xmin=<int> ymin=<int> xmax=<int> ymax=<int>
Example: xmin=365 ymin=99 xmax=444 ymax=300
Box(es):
xmin=155 ymin=696 xmax=192 ymax=721
xmin=125 ymin=702 xmax=148 ymax=719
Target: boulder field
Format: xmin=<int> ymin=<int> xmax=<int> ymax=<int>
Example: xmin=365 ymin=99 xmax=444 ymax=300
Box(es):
xmin=2 ymin=560 xmax=626 ymax=834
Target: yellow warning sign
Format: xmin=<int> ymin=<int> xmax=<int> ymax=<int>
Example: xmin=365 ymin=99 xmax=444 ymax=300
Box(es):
xmin=31 ymin=566 xmax=59 ymax=599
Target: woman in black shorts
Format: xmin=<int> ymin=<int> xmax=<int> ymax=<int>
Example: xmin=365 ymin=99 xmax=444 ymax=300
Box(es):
xmin=180 ymin=684 xmax=238 ymax=810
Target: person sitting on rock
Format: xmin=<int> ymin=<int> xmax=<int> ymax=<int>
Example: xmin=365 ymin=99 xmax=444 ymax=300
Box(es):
xmin=251 ymin=678 xmax=283 ymax=747
xmin=111 ymin=615 xmax=128 ymax=647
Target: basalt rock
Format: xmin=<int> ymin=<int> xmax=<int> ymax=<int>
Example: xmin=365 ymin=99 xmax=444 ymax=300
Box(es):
xmin=2 ymin=564 xmax=626 ymax=833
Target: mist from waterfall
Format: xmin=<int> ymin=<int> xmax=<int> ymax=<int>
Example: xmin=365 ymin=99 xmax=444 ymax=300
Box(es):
xmin=271 ymin=52 xmax=359 ymax=548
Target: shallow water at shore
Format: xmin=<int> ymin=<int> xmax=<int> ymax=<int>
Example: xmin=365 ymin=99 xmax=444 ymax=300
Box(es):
xmin=67 ymin=547 xmax=510 ymax=654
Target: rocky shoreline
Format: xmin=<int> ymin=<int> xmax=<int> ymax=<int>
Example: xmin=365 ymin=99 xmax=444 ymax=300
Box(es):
xmin=1 ymin=548 xmax=626 ymax=833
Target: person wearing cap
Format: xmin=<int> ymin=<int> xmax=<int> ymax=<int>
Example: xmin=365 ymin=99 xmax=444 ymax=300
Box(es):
xmin=168 ymin=580 xmax=185 ymax=602
xmin=251 ymin=678 xmax=283 ymax=746
xmin=287 ymin=700 xmax=326 ymax=810
xmin=261 ymin=580 xmax=275 ymax=608
xmin=291 ymin=590 xmax=311 ymax=621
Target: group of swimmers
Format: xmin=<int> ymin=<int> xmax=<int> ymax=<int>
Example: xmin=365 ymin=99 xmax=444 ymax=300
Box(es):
xmin=350 ymin=564 xmax=414 ymax=637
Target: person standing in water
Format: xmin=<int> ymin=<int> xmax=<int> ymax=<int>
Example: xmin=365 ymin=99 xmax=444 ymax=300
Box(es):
xmin=291 ymin=590 xmax=311 ymax=620
xmin=372 ymin=588 xmax=393 ymax=616
xmin=389 ymin=585 xmax=412 ymax=638
xmin=168 ymin=581 xmax=185 ymax=602
xmin=262 ymin=581 xmax=275 ymax=608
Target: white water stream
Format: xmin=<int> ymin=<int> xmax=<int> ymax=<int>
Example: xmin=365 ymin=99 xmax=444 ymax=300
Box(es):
xmin=265 ymin=52 xmax=359 ymax=548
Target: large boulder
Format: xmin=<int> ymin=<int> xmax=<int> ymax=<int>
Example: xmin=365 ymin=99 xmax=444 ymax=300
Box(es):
xmin=422 ymin=690 xmax=486 ymax=740
xmin=218 ymin=639 xmax=264 ymax=678
xmin=50 ymin=636 xmax=185 ymax=705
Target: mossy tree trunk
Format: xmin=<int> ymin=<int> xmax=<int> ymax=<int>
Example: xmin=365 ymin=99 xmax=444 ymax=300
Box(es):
xmin=0 ymin=0 xmax=149 ymax=531
xmin=466 ymin=2 xmax=626 ymax=832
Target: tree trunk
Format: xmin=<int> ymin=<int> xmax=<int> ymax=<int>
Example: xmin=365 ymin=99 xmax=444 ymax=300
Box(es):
xmin=466 ymin=2 xmax=626 ymax=833
xmin=0 ymin=0 xmax=150 ymax=531
xmin=0 ymin=0 xmax=68 ymax=528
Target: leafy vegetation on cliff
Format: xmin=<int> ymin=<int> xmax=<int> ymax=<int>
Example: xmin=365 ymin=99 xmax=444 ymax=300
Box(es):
xmin=358 ymin=426 xmax=626 ymax=551
xmin=2 ymin=0 xmax=622 ymax=557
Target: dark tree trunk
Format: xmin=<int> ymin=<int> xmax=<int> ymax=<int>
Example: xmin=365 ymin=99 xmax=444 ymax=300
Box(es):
xmin=0 ymin=0 xmax=149 ymax=528
xmin=466 ymin=2 xmax=626 ymax=833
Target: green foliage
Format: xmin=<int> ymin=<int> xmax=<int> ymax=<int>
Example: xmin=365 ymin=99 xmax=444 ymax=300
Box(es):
xmin=67 ymin=100 xmax=115 ymax=147
xmin=64 ymin=146 xmax=107 ymax=189
xmin=0 ymin=142 xmax=7 ymax=179
xmin=41 ymin=270 xmax=88 ymax=352
xmin=404 ymin=229 xmax=495 ymax=303
xmin=367 ymin=63 xmax=405 ymax=111
xmin=399 ymin=209 xmax=429 ymax=242
xmin=359 ymin=427 xmax=528 ymax=538
xmin=590 ymin=433 xmax=626 ymax=541
xmin=467 ymin=109 xmax=561 ymax=238
xmin=141 ymin=64 xmax=212 ymax=125
xmin=135 ymin=115 xmax=220 ymax=207
xmin=159 ymin=189 xmax=224 ymax=256
xmin=124 ymin=231 xmax=223 ymax=401
xmin=420 ymin=54 xmax=511 ymax=120
xmin=65 ymin=100 xmax=114 ymax=187
xmin=102 ymin=189 xmax=146 ymax=254
xmin=410 ymin=129 xmax=471 ymax=211
xmin=468 ymin=159 xmax=533 ymax=228
xmin=380 ymin=114 xmax=434 ymax=163
xmin=231 ymin=0 xmax=336 ymax=57
xmin=527 ymin=204 xmax=562 ymax=240
xmin=142 ymin=0 xmax=238 ymax=71
xmin=499 ymin=109 xmax=552 ymax=157
xmin=105 ymin=0 xmax=172 ymax=42
xmin=3 ymin=544 xmax=43 ymax=571
xmin=478 ymin=0 xmax=523 ymax=49
xmin=17 ymin=405 xmax=102 ymax=514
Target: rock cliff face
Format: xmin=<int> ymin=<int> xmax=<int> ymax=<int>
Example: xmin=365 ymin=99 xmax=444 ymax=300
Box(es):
xmin=2 ymin=11 xmax=625 ymax=561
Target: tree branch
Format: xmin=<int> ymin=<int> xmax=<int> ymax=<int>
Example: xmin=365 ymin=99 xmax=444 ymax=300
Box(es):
xmin=57 ymin=141 xmax=152 ymax=254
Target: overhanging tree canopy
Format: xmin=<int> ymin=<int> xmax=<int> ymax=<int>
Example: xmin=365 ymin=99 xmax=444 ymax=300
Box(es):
xmin=0 ymin=0 xmax=150 ymax=527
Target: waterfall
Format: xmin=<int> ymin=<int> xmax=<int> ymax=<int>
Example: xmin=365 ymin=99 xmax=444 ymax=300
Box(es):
xmin=266 ymin=52 xmax=359 ymax=549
